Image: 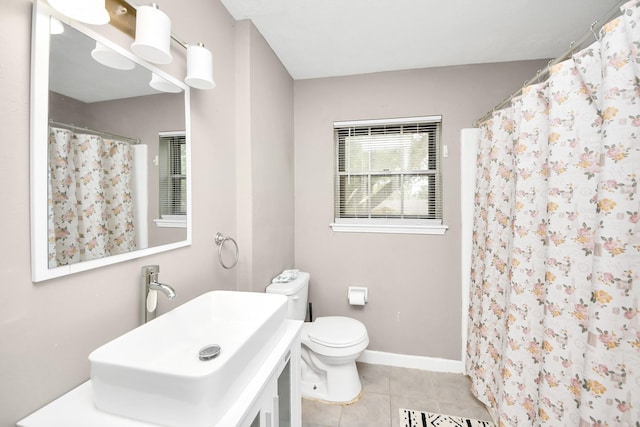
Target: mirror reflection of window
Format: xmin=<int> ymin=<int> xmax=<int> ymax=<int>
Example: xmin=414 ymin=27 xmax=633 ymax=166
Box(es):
xmin=157 ymin=132 xmax=187 ymax=228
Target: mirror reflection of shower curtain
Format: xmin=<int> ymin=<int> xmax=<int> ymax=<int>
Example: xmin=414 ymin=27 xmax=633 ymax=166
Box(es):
xmin=47 ymin=127 xmax=137 ymax=267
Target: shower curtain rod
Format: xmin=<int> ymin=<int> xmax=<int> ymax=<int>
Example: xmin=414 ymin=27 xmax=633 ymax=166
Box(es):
xmin=473 ymin=1 xmax=627 ymax=127
xmin=49 ymin=120 xmax=141 ymax=144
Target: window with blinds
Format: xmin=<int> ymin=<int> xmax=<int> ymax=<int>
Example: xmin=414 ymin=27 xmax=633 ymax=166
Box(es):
xmin=158 ymin=132 xmax=186 ymax=226
xmin=332 ymin=116 xmax=446 ymax=234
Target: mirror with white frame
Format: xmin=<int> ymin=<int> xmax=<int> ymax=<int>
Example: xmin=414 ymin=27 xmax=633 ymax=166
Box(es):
xmin=30 ymin=0 xmax=192 ymax=282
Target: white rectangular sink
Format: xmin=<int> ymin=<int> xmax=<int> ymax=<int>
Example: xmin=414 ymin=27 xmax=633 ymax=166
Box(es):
xmin=89 ymin=291 xmax=288 ymax=427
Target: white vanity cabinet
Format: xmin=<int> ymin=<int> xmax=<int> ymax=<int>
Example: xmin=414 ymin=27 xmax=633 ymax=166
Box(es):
xmin=18 ymin=320 xmax=302 ymax=427
xmin=245 ymin=356 xmax=297 ymax=427
xmin=240 ymin=334 xmax=300 ymax=427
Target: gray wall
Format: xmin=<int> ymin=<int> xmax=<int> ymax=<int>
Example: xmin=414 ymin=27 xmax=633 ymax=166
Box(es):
xmin=293 ymin=60 xmax=547 ymax=360
xmin=235 ymin=20 xmax=295 ymax=292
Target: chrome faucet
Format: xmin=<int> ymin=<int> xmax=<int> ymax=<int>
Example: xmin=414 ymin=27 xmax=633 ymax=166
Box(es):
xmin=149 ymin=281 xmax=176 ymax=299
xmin=142 ymin=265 xmax=176 ymax=324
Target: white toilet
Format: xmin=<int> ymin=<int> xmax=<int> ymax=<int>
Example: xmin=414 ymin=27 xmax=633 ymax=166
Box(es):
xmin=266 ymin=271 xmax=369 ymax=403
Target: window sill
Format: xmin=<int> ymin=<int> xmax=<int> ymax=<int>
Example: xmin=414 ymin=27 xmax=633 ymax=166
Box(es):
xmin=330 ymin=223 xmax=448 ymax=235
xmin=154 ymin=215 xmax=187 ymax=228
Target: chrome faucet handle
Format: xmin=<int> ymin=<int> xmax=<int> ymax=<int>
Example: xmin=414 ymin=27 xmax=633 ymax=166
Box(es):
xmin=143 ymin=265 xmax=160 ymax=283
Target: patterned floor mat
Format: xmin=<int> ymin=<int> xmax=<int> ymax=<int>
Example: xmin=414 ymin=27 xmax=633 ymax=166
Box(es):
xmin=399 ymin=408 xmax=494 ymax=427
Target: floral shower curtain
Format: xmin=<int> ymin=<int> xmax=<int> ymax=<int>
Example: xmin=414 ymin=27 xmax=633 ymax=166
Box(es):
xmin=467 ymin=1 xmax=640 ymax=425
xmin=48 ymin=127 xmax=136 ymax=267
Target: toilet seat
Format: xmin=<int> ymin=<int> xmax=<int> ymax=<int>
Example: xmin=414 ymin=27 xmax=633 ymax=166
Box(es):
xmin=303 ymin=316 xmax=369 ymax=354
xmin=307 ymin=316 xmax=368 ymax=348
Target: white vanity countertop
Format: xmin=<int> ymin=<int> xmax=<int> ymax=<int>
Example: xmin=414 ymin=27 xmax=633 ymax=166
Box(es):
xmin=18 ymin=320 xmax=302 ymax=427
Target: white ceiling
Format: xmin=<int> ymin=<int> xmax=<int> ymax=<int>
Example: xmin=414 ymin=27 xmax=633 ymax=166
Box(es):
xmin=220 ymin=0 xmax=622 ymax=80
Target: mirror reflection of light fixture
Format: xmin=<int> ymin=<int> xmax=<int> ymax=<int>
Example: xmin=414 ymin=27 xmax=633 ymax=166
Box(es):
xmin=91 ymin=41 xmax=136 ymax=70
xmin=149 ymin=72 xmax=182 ymax=93
xmin=49 ymin=0 xmax=216 ymax=91
xmin=131 ymin=3 xmax=172 ymax=64
xmin=48 ymin=0 xmax=110 ymax=25
xmin=184 ymin=43 xmax=216 ymax=90
xmin=50 ymin=16 xmax=65 ymax=34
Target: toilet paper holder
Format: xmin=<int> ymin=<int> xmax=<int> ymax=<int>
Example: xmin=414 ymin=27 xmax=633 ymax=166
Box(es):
xmin=347 ymin=286 xmax=368 ymax=306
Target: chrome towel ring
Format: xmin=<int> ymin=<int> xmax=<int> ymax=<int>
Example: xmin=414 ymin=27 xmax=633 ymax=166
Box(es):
xmin=214 ymin=232 xmax=239 ymax=269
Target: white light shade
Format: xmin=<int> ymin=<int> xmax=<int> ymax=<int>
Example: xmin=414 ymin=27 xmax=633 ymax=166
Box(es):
xmin=131 ymin=4 xmax=172 ymax=64
xmin=50 ymin=16 xmax=65 ymax=34
xmin=48 ymin=0 xmax=110 ymax=25
xmin=149 ymin=73 xmax=182 ymax=93
xmin=184 ymin=43 xmax=216 ymax=90
xmin=91 ymin=41 xmax=136 ymax=70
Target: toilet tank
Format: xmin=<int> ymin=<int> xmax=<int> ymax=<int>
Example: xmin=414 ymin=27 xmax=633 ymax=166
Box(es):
xmin=265 ymin=271 xmax=309 ymax=321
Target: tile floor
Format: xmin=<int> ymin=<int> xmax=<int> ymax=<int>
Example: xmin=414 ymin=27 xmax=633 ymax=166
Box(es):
xmin=301 ymin=363 xmax=492 ymax=427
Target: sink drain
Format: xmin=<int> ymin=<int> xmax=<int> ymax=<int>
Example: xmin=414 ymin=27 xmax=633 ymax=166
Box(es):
xmin=199 ymin=344 xmax=221 ymax=361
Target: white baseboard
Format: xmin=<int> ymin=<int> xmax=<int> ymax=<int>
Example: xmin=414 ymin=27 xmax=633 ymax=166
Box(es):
xmin=357 ymin=350 xmax=464 ymax=373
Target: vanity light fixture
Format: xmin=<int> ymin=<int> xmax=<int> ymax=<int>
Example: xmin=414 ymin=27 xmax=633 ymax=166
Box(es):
xmin=127 ymin=1 xmax=216 ymax=90
xmin=48 ymin=0 xmax=110 ymax=25
xmin=91 ymin=41 xmax=136 ymax=70
xmin=130 ymin=3 xmax=172 ymax=64
xmin=149 ymin=72 xmax=182 ymax=93
xmin=184 ymin=43 xmax=216 ymax=90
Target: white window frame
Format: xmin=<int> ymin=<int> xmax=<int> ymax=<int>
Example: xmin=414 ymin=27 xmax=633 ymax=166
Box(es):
xmin=330 ymin=116 xmax=448 ymax=235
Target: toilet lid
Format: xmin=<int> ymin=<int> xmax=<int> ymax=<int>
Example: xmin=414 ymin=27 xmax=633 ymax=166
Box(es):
xmin=308 ymin=316 xmax=368 ymax=348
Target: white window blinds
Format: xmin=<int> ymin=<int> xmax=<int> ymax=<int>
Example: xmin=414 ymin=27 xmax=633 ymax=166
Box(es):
xmin=159 ymin=132 xmax=187 ymax=217
xmin=333 ymin=116 xmax=444 ymax=231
